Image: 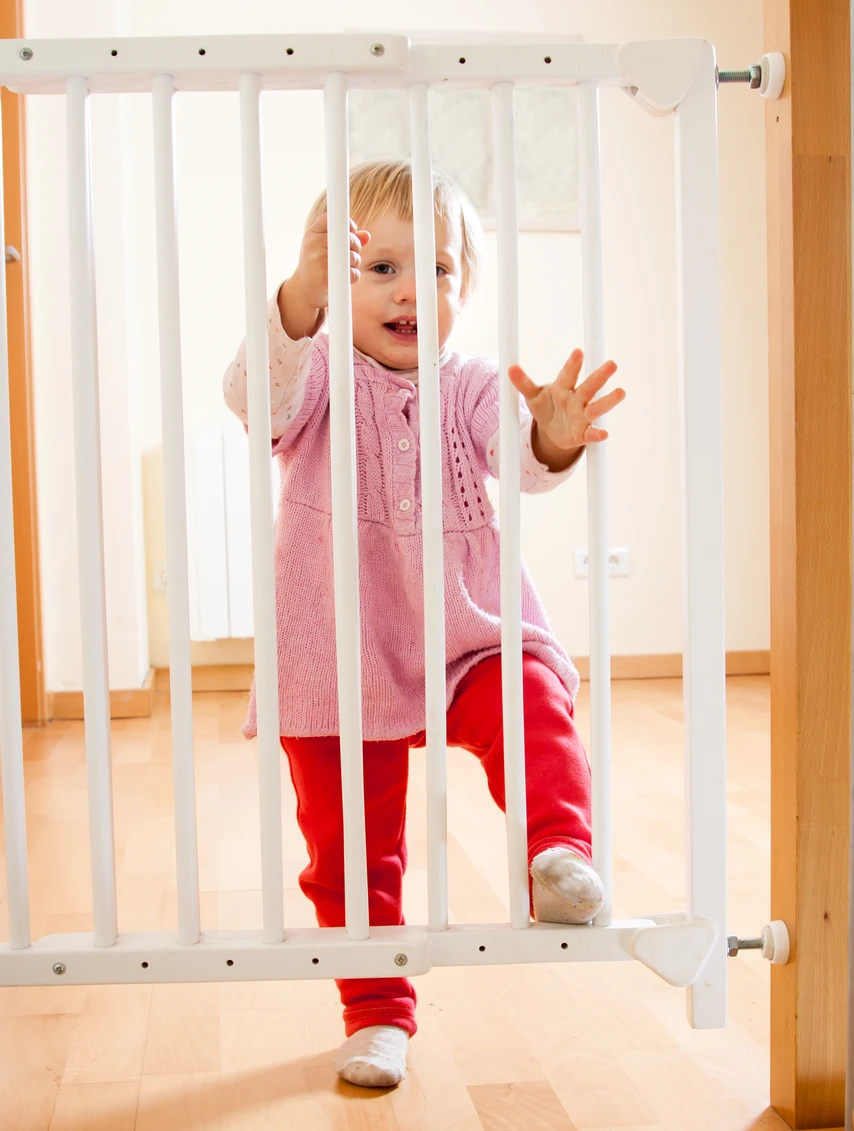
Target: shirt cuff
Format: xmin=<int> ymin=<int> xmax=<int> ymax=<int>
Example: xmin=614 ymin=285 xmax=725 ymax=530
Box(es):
xmin=519 ymin=416 xmax=584 ymax=494
xmin=268 ymin=289 xmax=316 ymax=432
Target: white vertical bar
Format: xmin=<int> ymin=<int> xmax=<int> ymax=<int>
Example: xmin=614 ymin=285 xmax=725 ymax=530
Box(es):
xmin=0 ymin=96 xmax=31 ymax=950
xmin=493 ymin=82 xmax=529 ymax=931
xmin=673 ymin=46 xmax=727 ymax=1028
xmin=66 ymin=76 xmax=118 ymax=948
xmin=238 ymin=72 xmax=284 ymax=944
xmin=578 ymin=83 xmax=613 ymax=928
xmin=410 ymin=82 xmax=448 ymax=933
xmin=152 ymin=73 xmax=201 ymax=947
xmin=324 ymin=71 xmax=370 ymax=941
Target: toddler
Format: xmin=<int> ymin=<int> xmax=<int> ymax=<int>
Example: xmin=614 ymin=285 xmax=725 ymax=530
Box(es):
xmin=223 ymin=160 xmax=625 ymax=1089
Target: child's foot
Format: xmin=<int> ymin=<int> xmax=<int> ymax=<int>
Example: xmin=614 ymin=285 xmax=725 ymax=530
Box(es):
xmin=334 ymin=1024 xmax=409 ymax=1088
xmin=530 ymin=847 xmax=605 ymax=925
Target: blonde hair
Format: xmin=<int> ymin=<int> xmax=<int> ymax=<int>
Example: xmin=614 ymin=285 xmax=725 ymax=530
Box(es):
xmin=304 ymin=160 xmax=484 ymax=304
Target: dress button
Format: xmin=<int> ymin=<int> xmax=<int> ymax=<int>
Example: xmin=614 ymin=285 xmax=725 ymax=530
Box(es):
xmin=398 ymin=438 xmax=411 ymax=451
xmin=399 ymin=499 xmax=411 ymax=512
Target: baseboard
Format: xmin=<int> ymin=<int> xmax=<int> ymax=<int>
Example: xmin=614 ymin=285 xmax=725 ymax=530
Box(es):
xmin=153 ymin=664 xmax=255 ymax=693
xmin=47 ymin=653 xmax=771 ymax=719
xmin=47 ymin=667 xmax=155 ymax=721
xmin=572 ymin=649 xmax=770 ymax=681
xmin=149 ymin=650 xmax=770 ymax=696
xmin=723 ymin=649 xmax=771 ymax=676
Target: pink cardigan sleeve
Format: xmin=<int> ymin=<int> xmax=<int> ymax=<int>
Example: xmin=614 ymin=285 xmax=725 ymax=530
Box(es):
xmin=465 ymin=356 xmax=584 ymax=494
xmin=222 ymin=289 xmax=320 ymax=448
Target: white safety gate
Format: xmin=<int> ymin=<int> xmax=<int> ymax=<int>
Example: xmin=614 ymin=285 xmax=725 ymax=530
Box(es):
xmin=0 ymin=34 xmax=727 ymax=1028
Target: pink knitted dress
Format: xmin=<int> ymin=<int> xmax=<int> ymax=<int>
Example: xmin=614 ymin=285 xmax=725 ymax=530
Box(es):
xmin=223 ymin=294 xmax=582 ymax=741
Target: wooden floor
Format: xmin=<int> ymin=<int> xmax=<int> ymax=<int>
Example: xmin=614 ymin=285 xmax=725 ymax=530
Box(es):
xmin=0 ymin=676 xmax=786 ymax=1130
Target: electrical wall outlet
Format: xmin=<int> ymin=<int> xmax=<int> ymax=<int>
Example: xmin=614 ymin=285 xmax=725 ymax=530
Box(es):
xmin=573 ymin=547 xmax=630 ymax=578
xmin=153 ymin=561 xmax=168 ymax=592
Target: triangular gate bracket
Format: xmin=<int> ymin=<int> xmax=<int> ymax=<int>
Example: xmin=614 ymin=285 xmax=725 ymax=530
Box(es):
xmin=616 ymin=37 xmax=712 ymax=117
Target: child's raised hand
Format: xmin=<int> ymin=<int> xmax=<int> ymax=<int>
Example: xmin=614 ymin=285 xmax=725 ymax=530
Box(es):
xmin=292 ymin=213 xmax=371 ymax=310
xmin=508 ymin=350 xmax=625 ymax=451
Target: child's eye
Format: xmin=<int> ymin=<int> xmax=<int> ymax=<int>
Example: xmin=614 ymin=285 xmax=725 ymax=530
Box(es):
xmin=436 ymin=265 xmax=447 ymax=277
xmin=372 ymin=263 xmax=394 ymax=275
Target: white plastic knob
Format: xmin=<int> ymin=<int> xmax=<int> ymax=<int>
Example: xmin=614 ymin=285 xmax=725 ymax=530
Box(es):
xmin=759 ymin=52 xmax=786 ymax=100
xmin=761 ymin=919 xmax=790 ymax=964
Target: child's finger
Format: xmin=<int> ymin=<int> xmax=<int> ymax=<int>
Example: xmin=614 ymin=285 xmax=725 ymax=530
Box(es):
xmin=508 ymin=363 xmax=542 ymax=401
xmin=585 ymin=388 xmax=626 ymax=420
xmin=576 ymin=361 xmax=619 ymax=403
xmin=349 ymin=217 xmax=371 ymax=245
xmin=554 ymin=350 xmax=584 ymax=390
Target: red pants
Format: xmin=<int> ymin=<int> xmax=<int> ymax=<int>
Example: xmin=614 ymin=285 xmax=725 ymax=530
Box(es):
xmin=280 ymin=653 xmax=591 ymax=1038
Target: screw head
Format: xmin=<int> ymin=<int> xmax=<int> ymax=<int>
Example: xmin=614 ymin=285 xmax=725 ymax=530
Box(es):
xmin=394 ymin=952 xmax=407 ymax=967
xmin=53 ymin=962 xmax=66 ymax=975
xmin=19 ymin=47 xmax=33 ymax=61
xmin=370 ymin=43 xmax=385 ymax=57
xmin=726 ymin=935 xmax=739 ymax=958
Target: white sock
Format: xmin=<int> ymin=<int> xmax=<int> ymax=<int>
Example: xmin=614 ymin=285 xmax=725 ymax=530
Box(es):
xmin=530 ymin=846 xmax=605 ymax=925
xmin=334 ymin=1024 xmax=409 ymax=1088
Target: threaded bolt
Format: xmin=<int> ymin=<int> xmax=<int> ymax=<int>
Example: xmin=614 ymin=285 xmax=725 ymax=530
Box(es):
xmin=727 ymin=934 xmax=763 ymax=957
xmin=718 ymin=64 xmax=762 ymax=89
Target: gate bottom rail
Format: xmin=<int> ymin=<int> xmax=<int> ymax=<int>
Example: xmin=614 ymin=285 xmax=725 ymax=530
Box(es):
xmin=0 ymin=913 xmax=716 ymax=988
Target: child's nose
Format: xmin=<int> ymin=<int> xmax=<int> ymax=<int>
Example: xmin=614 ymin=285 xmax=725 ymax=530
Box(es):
xmin=393 ymin=272 xmax=417 ymax=304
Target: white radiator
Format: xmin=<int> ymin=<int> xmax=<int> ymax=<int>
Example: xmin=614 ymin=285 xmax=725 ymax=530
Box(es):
xmin=185 ymin=425 xmax=278 ymax=641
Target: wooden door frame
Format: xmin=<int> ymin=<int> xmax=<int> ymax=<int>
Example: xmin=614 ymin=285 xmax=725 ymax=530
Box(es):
xmin=0 ymin=0 xmax=851 ymax=1113
xmin=764 ymin=0 xmax=850 ymax=1127
xmin=3 ymin=0 xmax=45 ymax=726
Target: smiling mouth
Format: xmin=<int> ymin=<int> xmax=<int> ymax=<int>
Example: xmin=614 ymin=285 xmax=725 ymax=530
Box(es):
xmin=384 ymin=319 xmax=418 ymax=341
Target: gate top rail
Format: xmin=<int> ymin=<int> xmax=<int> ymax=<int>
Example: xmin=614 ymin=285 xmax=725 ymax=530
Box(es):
xmin=0 ymin=34 xmax=628 ymax=95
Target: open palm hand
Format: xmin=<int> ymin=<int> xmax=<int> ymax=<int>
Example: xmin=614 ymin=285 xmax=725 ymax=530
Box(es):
xmin=508 ymin=349 xmax=625 ymax=451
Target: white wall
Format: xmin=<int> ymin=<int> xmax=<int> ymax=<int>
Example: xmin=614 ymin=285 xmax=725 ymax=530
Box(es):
xmin=25 ymin=0 xmax=150 ymax=690
xmin=24 ymin=0 xmax=769 ymax=686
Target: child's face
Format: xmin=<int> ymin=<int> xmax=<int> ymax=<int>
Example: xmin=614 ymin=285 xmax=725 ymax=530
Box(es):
xmin=350 ymin=210 xmax=463 ymax=372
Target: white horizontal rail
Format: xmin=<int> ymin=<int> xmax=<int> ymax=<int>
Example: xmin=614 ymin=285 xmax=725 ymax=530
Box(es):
xmin=0 ymin=36 xmax=629 ymax=95
xmin=0 ymin=919 xmax=662 ymax=985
